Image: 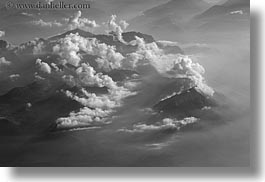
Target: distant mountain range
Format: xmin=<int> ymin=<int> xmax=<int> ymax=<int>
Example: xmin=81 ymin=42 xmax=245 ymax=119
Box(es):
xmin=195 ymin=0 xmax=250 ymax=19
xmin=193 ymin=0 xmax=250 ymax=33
xmin=128 ymin=0 xmax=250 ymax=39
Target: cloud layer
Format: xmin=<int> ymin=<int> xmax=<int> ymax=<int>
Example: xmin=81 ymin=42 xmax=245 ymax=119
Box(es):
xmin=67 ymin=11 xmax=99 ymax=31
xmin=118 ymin=117 xmax=198 ymax=133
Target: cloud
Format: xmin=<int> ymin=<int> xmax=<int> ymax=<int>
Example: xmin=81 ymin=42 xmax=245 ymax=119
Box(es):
xmin=33 ymin=41 xmax=45 ymax=55
xmin=65 ymin=84 xmax=134 ymax=110
xmin=53 ymin=32 xmax=124 ymax=70
xmin=94 ymin=44 xmax=124 ymax=71
xmin=168 ymin=56 xmax=214 ymax=96
xmin=57 ymin=73 xmax=135 ymax=129
xmin=52 ymin=33 xmax=213 ymax=96
xmin=56 ymin=107 xmax=112 ymax=129
xmin=21 ymin=12 xmax=34 ymax=17
xmin=230 ymin=10 xmax=243 ymax=15
xmin=127 ymin=37 xmax=214 ymax=96
xmin=119 ymin=20 xmax=129 ymax=30
xmin=67 ymin=11 xmax=99 ymax=31
xmin=36 ymin=58 xmax=51 ymax=74
xmin=0 ymin=57 xmax=11 ymax=67
xmin=0 ymin=31 xmax=5 ymax=38
xmin=52 ymin=33 xmax=86 ymax=66
xmin=31 ymin=19 xmax=62 ymax=27
xmin=107 ymin=15 xmax=129 ymax=43
xmin=9 ymin=74 xmax=20 ymax=81
xmin=1 ymin=15 xmax=215 ymax=132
xmin=156 ymin=40 xmax=180 ymax=47
xmin=76 ymin=63 xmax=117 ymax=89
xmin=118 ymin=117 xmax=198 ymax=133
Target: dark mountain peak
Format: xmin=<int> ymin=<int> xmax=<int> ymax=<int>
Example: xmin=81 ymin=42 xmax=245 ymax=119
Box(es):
xmin=0 ymin=40 xmax=8 ymax=49
xmin=154 ymin=87 xmax=217 ymax=113
xmin=0 ymin=40 xmax=13 ymax=50
xmin=48 ymin=28 xmax=95 ymax=41
xmin=0 ymin=81 xmax=66 ymax=104
xmin=122 ymin=31 xmax=155 ymax=43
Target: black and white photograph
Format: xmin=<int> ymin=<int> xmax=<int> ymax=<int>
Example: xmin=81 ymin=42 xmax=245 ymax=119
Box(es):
xmin=0 ymin=0 xmax=251 ymax=167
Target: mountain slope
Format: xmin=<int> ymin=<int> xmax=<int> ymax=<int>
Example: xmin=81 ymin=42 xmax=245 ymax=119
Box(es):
xmin=129 ymin=0 xmax=210 ymax=37
xmin=192 ymin=0 xmax=250 ymax=33
xmin=154 ymin=87 xmax=217 ymax=113
xmin=195 ymin=0 xmax=250 ymax=19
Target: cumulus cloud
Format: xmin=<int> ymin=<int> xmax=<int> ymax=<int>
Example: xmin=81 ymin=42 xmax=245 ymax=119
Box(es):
xmin=118 ymin=117 xmax=198 ymax=133
xmin=53 ymin=33 xmax=86 ymax=66
xmin=49 ymin=32 xmax=137 ymax=128
xmin=31 ymin=19 xmax=62 ymax=27
xmin=65 ymin=84 xmax=134 ymax=110
xmin=53 ymin=33 xmax=124 ymax=70
xmin=76 ymin=63 xmax=117 ymax=88
xmin=9 ymin=74 xmax=20 ymax=81
xmin=168 ymin=56 xmax=214 ymax=96
xmin=36 ymin=58 xmax=51 ymax=74
xmin=67 ymin=11 xmax=99 ymax=31
xmin=119 ymin=20 xmax=129 ymax=30
xmin=57 ymin=74 xmax=135 ymax=128
xmin=107 ymin=15 xmax=129 ymax=43
xmin=127 ymin=37 xmax=214 ymax=96
xmin=56 ymin=107 xmax=111 ymax=129
xmin=0 ymin=31 xmax=5 ymax=38
xmin=33 ymin=41 xmax=45 ymax=55
xmin=0 ymin=57 xmax=11 ymax=67
xmin=94 ymin=44 xmax=124 ymax=71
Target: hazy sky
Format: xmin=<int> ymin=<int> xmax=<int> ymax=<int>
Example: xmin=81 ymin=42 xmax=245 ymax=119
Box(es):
xmin=203 ymin=0 xmax=224 ymax=3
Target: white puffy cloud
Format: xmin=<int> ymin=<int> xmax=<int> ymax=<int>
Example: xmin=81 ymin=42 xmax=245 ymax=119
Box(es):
xmin=31 ymin=19 xmax=62 ymax=27
xmin=67 ymin=11 xmax=99 ymax=31
xmin=36 ymin=58 xmax=51 ymax=74
xmin=0 ymin=57 xmax=11 ymax=67
xmin=9 ymin=74 xmax=20 ymax=81
xmin=56 ymin=74 xmax=135 ymax=128
xmin=118 ymin=117 xmax=198 ymax=133
xmin=0 ymin=31 xmax=5 ymax=38
xmin=56 ymin=107 xmax=111 ymax=129
xmin=94 ymin=44 xmax=124 ymax=71
xmin=107 ymin=15 xmax=129 ymax=43
xmin=127 ymin=37 xmax=214 ymax=96
xmin=53 ymin=33 xmax=124 ymax=70
xmin=33 ymin=41 xmax=45 ymax=55
xmin=169 ymin=56 xmax=214 ymax=96
xmin=53 ymin=33 xmax=213 ymax=97
xmin=65 ymin=84 xmax=134 ymax=110
xmin=53 ymin=33 xmax=86 ymax=66
xmin=76 ymin=63 xmax=117 ymax=89
xmin=51 ymin=63 xmax=60 ymax=71
xmin=119 ymin=20 xmax=129 ymax=30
